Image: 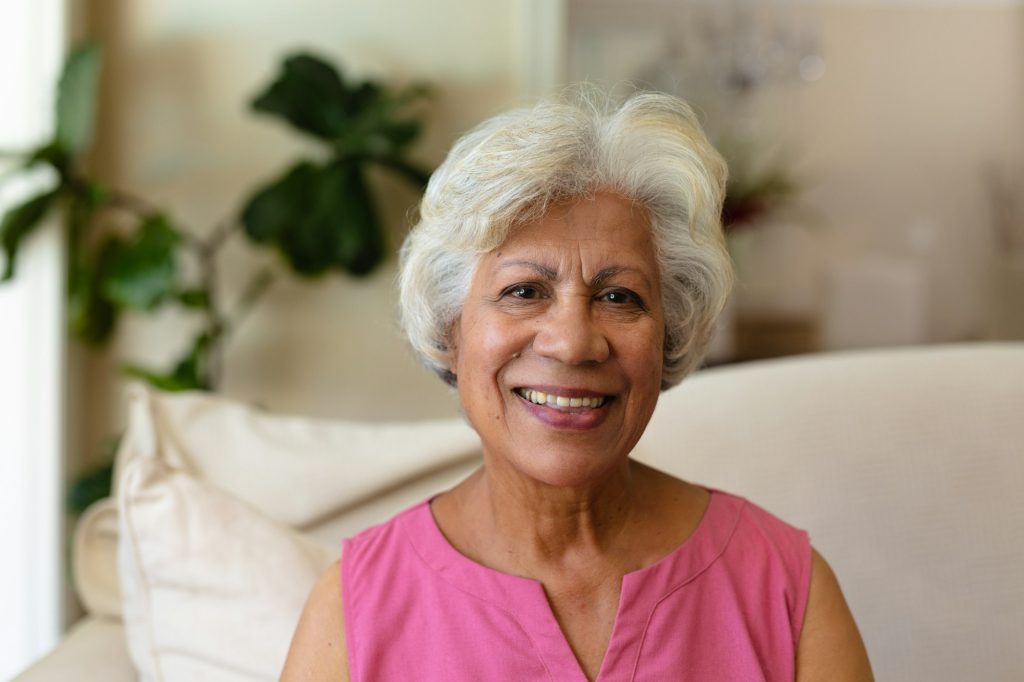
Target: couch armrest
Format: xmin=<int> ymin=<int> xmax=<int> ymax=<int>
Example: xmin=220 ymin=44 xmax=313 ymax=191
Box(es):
xmin=12 ymin=617 xmax=135 ymax=682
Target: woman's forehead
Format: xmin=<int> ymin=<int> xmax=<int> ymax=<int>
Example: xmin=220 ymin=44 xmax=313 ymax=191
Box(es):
xmin=492 ymin=195 xmax=655 ymax=267
xmin=535 ymin=190 xmax=648 ymax=225
xmin=482 ymin=238 xmax=659 ymax=294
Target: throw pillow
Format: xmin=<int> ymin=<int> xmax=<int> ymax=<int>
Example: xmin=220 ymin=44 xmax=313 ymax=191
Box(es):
xmin=117 ymin=455 xmax=336 ymax=681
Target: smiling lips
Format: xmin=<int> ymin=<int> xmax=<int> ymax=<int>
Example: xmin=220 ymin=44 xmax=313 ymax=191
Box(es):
xmin=513 ymin=387 xmax=609 ymax=410
xmin=512 ymin=386 xmax=613 ymax=431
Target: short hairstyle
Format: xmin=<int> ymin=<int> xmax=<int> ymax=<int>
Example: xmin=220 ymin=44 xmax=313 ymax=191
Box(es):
xmin=398 ymin=88 xmax=733 ymax=389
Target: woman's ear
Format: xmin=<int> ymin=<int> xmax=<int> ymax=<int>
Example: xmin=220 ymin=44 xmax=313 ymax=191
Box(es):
xmin=440 ymin=318 xmax=460 ymax=385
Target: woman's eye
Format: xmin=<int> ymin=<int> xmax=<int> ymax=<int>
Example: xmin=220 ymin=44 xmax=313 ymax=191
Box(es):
xmin=506 ymin=285 xmax=539 ymax=299
xmin=600 ymin=289 xmax=642 ymax=306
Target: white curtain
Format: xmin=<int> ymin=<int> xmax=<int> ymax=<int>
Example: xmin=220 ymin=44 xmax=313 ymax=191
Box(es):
xmin=0 ymin=0 xmax=68 ymax=677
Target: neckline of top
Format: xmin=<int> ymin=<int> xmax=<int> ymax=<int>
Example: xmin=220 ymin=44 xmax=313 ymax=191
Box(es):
xmin=400 ymin=486 xmax=746 ymax=612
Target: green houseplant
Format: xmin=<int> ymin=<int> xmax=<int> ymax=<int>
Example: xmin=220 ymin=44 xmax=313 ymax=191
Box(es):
xmin=0 ymin=44 xmax=432 ymax=510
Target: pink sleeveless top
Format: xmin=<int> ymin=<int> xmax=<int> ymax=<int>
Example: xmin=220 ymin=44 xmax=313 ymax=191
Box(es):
xmin=341 ymin=488 xmax=811 ymax=681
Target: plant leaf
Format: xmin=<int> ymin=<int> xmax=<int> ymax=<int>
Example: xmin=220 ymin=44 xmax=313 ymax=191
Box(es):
xmin=329 ymin=162 xmax=383 ymax=276
xmin=102 ymin=215 xmax=180 ymax=310
xmin=122 ymin=330 xmax=213 ymax=391
xmin=176 ymin=288 xmax=211 ymax=309
xmin=56 ymin=43 xmax=102 ymax=157
xmin=169 ymin=330 xmax=214 ymax=390
xmin=240 ymin=160 xmax=383 ymax=276
xmin=66 ymin=458 xmax=115 ymax=515
xmin=374 ymin=156 xmax=432 ymax=189
xmin=379 ymin=119 xmax=422 ymax=150
xmin=122 ymin=364 xmax=201 ymax=392
xmin=251 ymin=54 xmax=350 ymax=140
xmin=68 ymin=238 xmax=121 ymax=345
xmin=241 ymin=161 xmax=317 ymax=244
xmin=0 ymin=189 xmax=60 ymax=281
xmin=251 ymin=53 xmax=430 ymax=157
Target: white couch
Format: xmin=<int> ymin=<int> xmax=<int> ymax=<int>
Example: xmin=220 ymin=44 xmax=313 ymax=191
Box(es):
xmin=13 ymin=343 xmax=1024 ymax=681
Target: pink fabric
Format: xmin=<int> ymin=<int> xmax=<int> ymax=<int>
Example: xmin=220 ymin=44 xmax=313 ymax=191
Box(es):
xmin=342 ymin=488 xmax=811 ymax=681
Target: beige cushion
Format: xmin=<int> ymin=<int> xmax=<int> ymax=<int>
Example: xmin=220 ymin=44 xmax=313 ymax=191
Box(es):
xmin=73 ymin=385 xmax=480 ymax=622
xmin=108 ymin=385 xmax=481 ymax=681
xmin=72 ymin=498 xmax=120 ymax=619
xmin=11 ymin=618 xmax=135 ymax=682
xmin=117 ymin=454 xmax=335 ymax=681
xmin=112 ymin=384 xmax=480 ymax=528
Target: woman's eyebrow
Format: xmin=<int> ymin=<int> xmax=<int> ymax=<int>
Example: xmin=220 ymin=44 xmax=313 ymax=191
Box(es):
xmin=589 ymin=265 xmax=652 ymax=289
xmin=495 ymin=259 xmax=558 ymax=279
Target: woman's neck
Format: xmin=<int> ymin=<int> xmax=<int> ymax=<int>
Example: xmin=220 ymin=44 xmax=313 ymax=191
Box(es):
xmin=443 ymin=456 xmax=659 ymax=577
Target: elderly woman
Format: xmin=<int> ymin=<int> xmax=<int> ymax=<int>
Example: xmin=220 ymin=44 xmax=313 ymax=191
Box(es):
xmin=281 ymin=91 xmax=873 ymax=681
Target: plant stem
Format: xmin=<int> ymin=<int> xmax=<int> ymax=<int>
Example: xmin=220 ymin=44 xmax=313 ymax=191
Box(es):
xmin=103 ymin=187 xmax=161 ymax=218
xmin=192 ymin=218 xmax=245 ymax=388
xmin=199 ymin=243 xmax=225 ymax=388
xmin=226 ymin=266 xmax=276 ymax=338
xmin=199 ymin=218 xmax=237 ymax=259
xmin=64 ymin=174 xmax=156 ymax=219
xmin=64 ymin=174 xmax=213 ymax=252
xmin=202 ymin=265 xmax=275 ymax=388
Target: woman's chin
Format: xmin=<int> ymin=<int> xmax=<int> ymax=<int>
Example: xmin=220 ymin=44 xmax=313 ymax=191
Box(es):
xmin=503 ymin=449 xmax=628 ymax=490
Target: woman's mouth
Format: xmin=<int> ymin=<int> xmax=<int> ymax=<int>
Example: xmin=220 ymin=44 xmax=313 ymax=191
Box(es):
xmin=512 ymin=386 xmax=613 ymax=430
xmin=514 ymin=387 xmax=608 ymax=409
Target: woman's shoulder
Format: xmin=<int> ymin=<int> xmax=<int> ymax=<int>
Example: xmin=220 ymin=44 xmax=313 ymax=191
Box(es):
xmin=708 ymin=488 xmax=810 ymax=552
xmin=710 ymin=488 xmax=812 ymax=588
xmin=280 ymin=559 xmax=350 ymax=681
xmin=282 ymin=500 xmax=432 ymax=682
xmin=645 ymin=477 xmax=813 ymax=625
xmin=342 ymin=498 xmax=431 ymax=562
xmin=700 ymin=488 xmax=874 ymax=679
xmin=640 ymin=465 xmax=808 ymax=553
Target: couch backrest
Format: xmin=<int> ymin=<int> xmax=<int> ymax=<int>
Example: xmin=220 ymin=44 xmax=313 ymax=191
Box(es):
xmin=634 ymin=342 xmax=1024 ymax=681
xmin=75 ymin=342 xmax=1024 ymax=681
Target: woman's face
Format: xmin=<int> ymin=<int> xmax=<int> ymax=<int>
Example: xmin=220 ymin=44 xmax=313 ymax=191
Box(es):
xmin=448 ymin=192 xmax=665 ymax=488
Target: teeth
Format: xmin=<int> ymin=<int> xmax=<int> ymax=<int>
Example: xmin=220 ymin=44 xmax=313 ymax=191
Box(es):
xmin=517 ymin=389 xmax=606 ymax=409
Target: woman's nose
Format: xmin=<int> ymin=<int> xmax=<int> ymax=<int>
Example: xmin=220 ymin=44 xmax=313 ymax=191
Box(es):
xmin=532 ymin=297 xmax=610 ymax=365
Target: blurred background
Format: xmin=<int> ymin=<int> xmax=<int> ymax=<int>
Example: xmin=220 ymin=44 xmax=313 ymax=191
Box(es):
xmin=2 ymin=0 xmax=1023 ymax=675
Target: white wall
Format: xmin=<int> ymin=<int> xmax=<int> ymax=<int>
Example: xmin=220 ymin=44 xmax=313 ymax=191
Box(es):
xmin=0 ymin=0 xmax=67 ymax=675
xmin=786 ymin=3 xmax=1024 ymax=342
